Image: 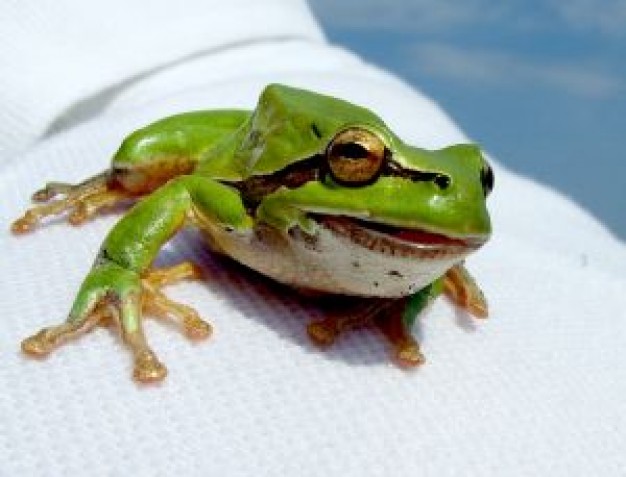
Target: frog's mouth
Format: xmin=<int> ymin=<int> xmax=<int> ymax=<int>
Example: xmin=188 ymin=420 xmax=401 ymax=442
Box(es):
xmin=314 ymin=215 xmax=487 ymax=259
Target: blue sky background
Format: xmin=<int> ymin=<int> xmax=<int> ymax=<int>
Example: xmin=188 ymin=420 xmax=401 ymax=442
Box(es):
xmin=307 ymin=0 xmax=625 ymax=240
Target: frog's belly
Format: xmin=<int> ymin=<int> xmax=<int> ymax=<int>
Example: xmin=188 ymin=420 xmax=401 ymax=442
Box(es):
xmin=204 ymin=224 xmax=469 ymax=297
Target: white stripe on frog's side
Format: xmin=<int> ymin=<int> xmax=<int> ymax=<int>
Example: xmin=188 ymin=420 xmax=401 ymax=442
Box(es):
xmin=202 ymin=220 xmax=471 ymax=297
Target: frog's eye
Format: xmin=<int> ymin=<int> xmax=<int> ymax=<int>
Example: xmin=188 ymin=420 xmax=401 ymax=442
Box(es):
xmin=480 ymin=163 xmax=494 ymax=197
xmin=326 ymin=128 xmax=386 ymax=186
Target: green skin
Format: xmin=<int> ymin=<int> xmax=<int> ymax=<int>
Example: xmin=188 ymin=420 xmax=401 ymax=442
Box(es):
xmin=110 ymin=84 xmax=490 ymax=248
xmin=18 ymin=84 xmax=493 ymax=379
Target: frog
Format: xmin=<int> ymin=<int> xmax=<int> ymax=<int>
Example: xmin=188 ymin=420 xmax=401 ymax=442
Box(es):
xmin=12 ymin=84 xmax=493 ymax=382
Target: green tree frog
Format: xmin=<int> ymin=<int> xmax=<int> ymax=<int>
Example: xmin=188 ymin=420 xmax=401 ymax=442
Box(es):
xmin=12 ymin=84 xmax=493 ymax=382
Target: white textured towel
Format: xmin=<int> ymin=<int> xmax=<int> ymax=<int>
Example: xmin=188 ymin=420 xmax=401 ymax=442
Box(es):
xmin=1 ymin=1 xmax=625 ymax=476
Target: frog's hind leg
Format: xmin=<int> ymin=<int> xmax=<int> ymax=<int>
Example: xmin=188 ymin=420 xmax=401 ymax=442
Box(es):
xmin=12 ymin=111 xmax=252 ymax=234
xmin=11 ymin=171 xmax=134 ymax=234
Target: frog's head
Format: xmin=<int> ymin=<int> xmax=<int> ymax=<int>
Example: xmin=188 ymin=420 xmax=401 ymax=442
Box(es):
xmin=207 ymin=84 xmax=493 ymax=295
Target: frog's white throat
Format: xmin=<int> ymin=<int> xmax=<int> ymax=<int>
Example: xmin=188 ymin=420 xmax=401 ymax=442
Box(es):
xmin=205 ymin=216 xmax=483 ymax=297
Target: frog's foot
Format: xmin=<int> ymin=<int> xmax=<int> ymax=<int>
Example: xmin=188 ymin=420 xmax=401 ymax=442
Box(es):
xmin=307 ymin=300 xmax=382 ymax=347
xmin=22 ymin=261 xmax=208 ymax=383
xmin=22 ymin=306 xmax=169 ymax=383
xmin=444 ymin=263 xmax=488 ymax=318
xmin=141 ymin=262 xmax=212 ymax=340
xmin=308 ymin=298 xmax=425 ymax=367
xmin=11 ymin=171 xmax=133 ymax=234
xmin=374 ymin=310 xmax=425 ymax=367
xmin=22 ymin=303 xmax=169 ymax=384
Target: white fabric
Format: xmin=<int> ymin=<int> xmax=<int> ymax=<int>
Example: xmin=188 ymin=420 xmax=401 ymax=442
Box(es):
xmin=0 ymin=0 xmax=323 ymax=159
xmin=1 ymin=1 xmax=625 ymax=476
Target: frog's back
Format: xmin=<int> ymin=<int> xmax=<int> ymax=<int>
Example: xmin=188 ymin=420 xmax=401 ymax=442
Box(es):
xmin=197 ymin=84 xmax=391 ymax=180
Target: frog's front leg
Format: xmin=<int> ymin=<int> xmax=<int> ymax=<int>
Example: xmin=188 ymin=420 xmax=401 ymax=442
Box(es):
xmin=21 ymin=175 xmax=252 ymax=382
xmin=443 ymin=263 xmax=488 ymax=318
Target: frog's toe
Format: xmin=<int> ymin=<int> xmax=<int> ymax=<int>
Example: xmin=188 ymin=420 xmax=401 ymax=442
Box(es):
xmin=11 ymin=197 xmax=83 ymax=234
xmin=394 ymin=343 xmax=426 ymax=367
xmin=183 ymin=315 xmax=212 ymax=340
xmin=32 ymin=188 xmax=55 ymax=202
xmin=140 ymin=263 xmax=212 ymax=341
xmin=67 ymin=203 xmax=89 ymax=225
xmin=12 ymin=171 xmax=134 ymax=234
xmin=133 ymin=350 xmax=168 ymax=383
xmin=11 ymin=214 xmax=37 ymax=234
xmin=68 ymin=189 xmax=130 ymax=226
xmin=21 ymin=312 xmax=104 ymax=357
xmin=373 ymin=302 xmax=427 ymax=368
xmin=307 ymin=320 xmax=339 ymax=346
xmin=21 ymin=329 xmax=55 ymax=356
xmin=31 ymin=182 xmax=74 ymax=202
xmin=142 ymin=262 xmax=203 ymax=287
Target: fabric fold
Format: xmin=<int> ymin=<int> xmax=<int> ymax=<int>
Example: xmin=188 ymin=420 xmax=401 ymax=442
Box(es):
xmin=0 ymin=0 xmax=324 ymax=159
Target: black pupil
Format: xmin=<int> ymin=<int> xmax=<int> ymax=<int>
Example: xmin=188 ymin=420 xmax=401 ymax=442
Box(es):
xmin=333 ymin=142 xmax=368 ymax=159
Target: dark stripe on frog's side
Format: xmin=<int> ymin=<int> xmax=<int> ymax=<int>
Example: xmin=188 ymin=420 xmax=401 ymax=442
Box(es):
xmin=384 ymin=160 xmax=451 ymax=190
xmin=232 ymin=155 xmax=322 ymax=208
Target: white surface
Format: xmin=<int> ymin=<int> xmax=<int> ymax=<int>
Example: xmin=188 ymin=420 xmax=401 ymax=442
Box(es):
xmin=0 ymin=0 xmax=323 ymax=159
xmin=1 ymin=1 xmax=626 ymax=476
